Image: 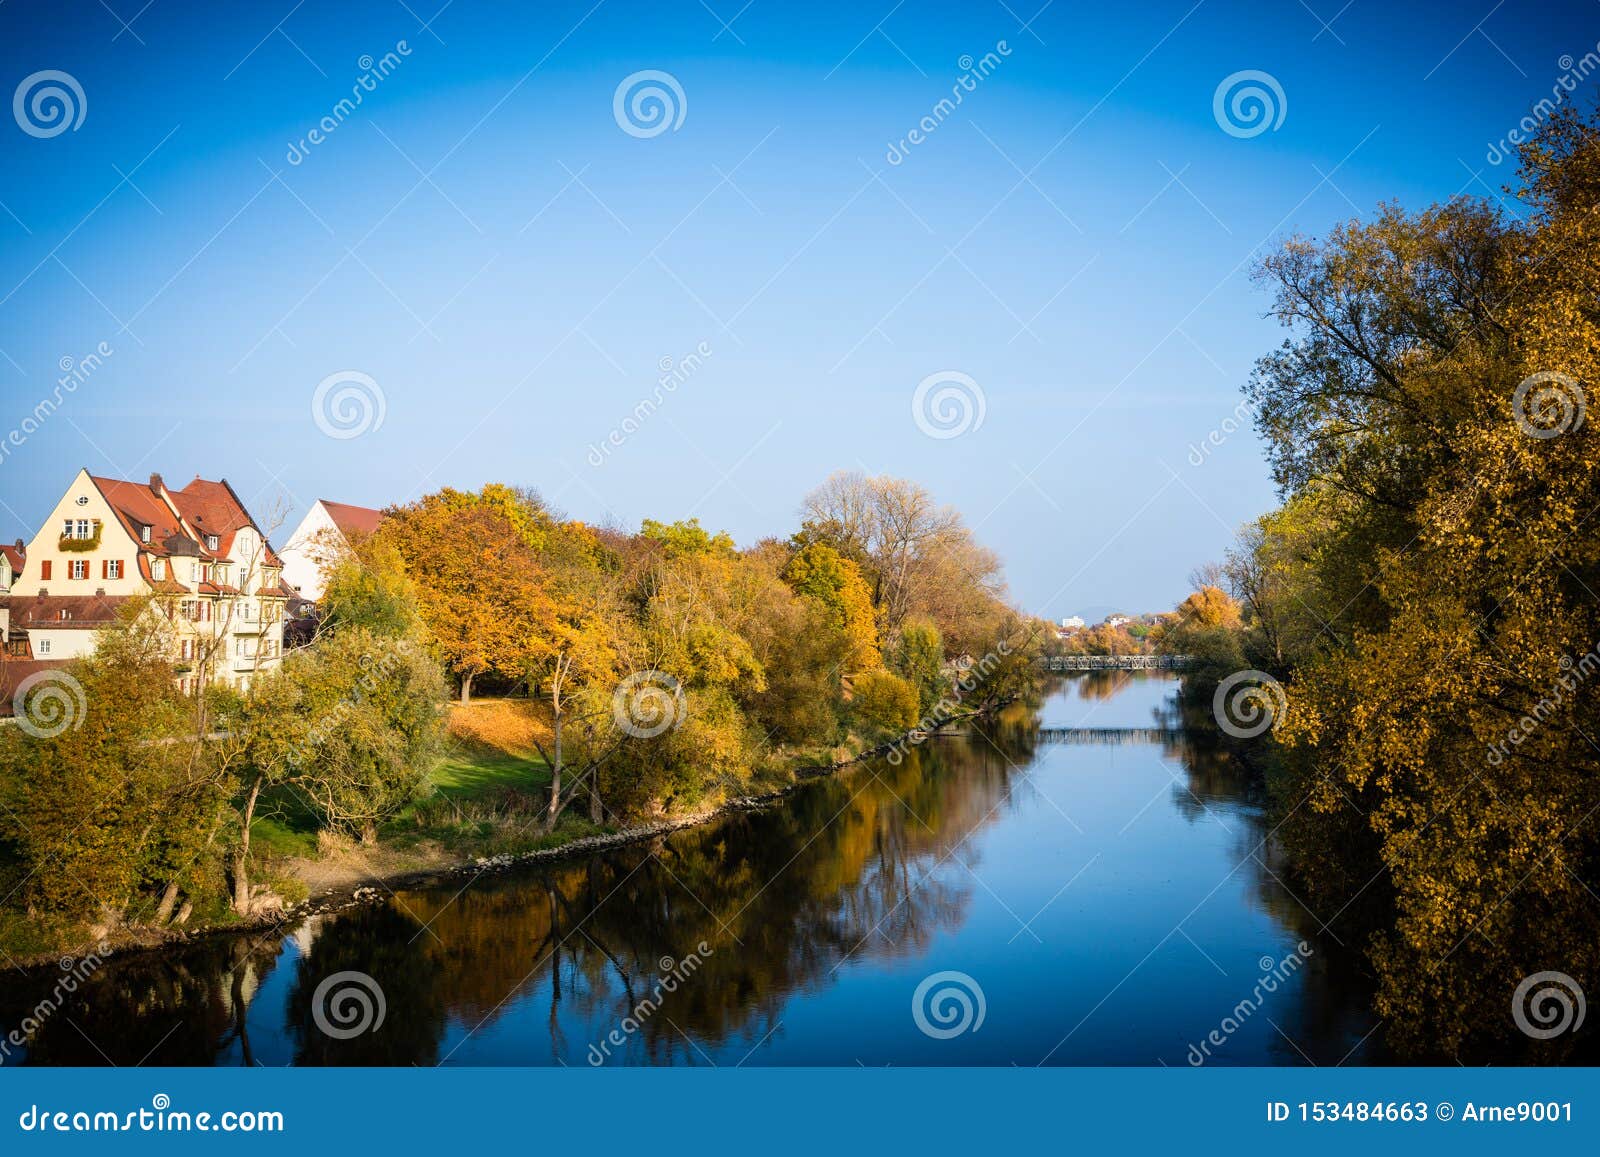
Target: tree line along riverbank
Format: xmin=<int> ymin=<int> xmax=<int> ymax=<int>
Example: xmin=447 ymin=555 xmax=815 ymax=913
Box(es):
xmin=0 ymin=471 xmax=1043 ymax=962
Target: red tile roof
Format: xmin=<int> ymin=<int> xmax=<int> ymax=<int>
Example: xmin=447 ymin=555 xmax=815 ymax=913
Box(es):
xmin=0 ymin=542 xmax=23 ymax=573
xmin=0 ymin=659 xmax=74 ymax=717
xmin=91 ymin=474 xmax=188 ymax=556
xmin=3 ymin=593 xmax=131 ymax=631
xmin=320 ymin=500 xmax=385 ymax=539
xmin=170 ymin=477 xmax=255 ymax=559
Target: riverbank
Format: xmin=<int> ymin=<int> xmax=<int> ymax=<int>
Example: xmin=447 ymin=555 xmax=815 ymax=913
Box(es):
xmin=6 ymin=701 xmax=1010 ymax=972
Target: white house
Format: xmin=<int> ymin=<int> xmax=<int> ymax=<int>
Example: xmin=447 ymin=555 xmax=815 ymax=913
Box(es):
xmin=279 ymin=499 xmax=385 ymax=601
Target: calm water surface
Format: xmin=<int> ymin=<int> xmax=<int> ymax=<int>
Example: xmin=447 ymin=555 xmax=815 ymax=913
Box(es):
xmin=4 ymin=674 xmax=1381 ymax=1065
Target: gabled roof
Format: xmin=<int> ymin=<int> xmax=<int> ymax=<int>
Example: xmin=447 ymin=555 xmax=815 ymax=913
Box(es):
xmin=0 ymin=542 xmax=22 ymax=572
xmin=170 ymin=477 xmax=272 ymax=561
xmin=91 ymin=474 xmax=187 ymax=557
xmin=320 ymin=499 xmax=384 ymax=539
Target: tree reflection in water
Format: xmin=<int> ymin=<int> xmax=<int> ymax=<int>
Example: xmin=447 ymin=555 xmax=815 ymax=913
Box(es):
xmin=0 ymin=675 xmax=1397 ymax=1066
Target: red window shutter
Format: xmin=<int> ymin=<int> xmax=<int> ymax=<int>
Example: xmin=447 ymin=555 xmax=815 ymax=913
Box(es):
xmin=40 ymin=560 xmax=51 ymax=580
xmin=101 ymin=560 xmax=108 ymax=579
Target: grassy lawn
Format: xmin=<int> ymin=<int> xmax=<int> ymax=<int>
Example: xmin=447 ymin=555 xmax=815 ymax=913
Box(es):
xmin=430 ymin=748 xmax=549 ymax=801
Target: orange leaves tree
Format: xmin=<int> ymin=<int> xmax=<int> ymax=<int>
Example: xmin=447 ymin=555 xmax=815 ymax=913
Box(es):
xmin=377 ymin=490 xmax=554 ymax=703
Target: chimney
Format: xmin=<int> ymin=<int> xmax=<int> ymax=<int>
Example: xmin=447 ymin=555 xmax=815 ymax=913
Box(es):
xmin=149 ymin=473 xmax=165 ymax=492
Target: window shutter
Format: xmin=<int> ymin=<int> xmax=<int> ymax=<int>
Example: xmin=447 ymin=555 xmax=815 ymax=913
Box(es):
xmin=40 ymin=560 xmax=51 ymax=580
xmin=101 ymin=560 xmax=108 ymax=579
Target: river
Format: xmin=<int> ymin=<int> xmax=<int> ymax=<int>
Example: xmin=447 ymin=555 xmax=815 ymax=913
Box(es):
xmin=2 ymin=672 xmax=1383 ymax=1066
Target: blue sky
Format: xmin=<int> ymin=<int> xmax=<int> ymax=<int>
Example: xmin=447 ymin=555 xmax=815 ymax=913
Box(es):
xmin=0 ymin=0 xmax=1592 ymax=616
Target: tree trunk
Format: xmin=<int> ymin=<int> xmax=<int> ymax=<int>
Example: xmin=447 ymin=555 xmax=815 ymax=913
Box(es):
xmin=545 ymin=698 xmax=563 ymax=834
xmin=232 ymin=777 xmax=263 ymax=916
xmin=589 ymin=778 xmax=603 ymax=825
xmin=361 ymin=819 xmax=378 ymax=846
xmin=460 ymin=670 xmax=474 ymax=704
xmin=154 ymin=880 xmax=181 ymax=925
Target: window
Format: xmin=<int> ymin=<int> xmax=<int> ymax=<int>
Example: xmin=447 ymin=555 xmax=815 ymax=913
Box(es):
xmin=104 ymin=560 xmax=123 ymax=580
xmin=68 ymin=559 xmax=88 ymax=580
xmin=180 ymin=600 xmax=197 ymax=621
xmin=37 ymin=640 xmax=51 ymax=656
xmin=152 ymin=558 xmax=165 ymax=580
xmin=206 ymin=534 xmax=219 ymax=551
xmin=140 ymin=524 xmax=151 ymax=543
xmin=242 ymin=603 xmax=255 ymax=621
xmin=58 ymin=609 xmax=70 ymax=620
xmin=181 ymin=639 xmax=192 ymax=661
xmin=75 ymin=519 xmax=90 ymax=539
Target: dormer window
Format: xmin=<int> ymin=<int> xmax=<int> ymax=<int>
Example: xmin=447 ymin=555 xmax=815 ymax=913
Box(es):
xmin=152 ymin=558 xmax=165 ymax=580
xmin=206 ymin=534 xmax=219 ymax=551
xmin=140 ymin=524 xmax=151 ymax=543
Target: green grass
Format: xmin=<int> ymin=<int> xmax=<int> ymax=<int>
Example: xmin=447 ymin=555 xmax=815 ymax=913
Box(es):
xmin=429 ymin=749 xmax=550 ymax=801
xmin=245 ymin=747 xmax=552 ymax=860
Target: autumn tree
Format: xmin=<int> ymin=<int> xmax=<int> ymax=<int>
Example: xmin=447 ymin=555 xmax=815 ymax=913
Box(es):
xmin=1236 ymin=104 xmax=1600 ymax=1057
xmin=781 ymin=542 xmax=880 ymax=673
xmin=377 ymin=490 xmax=552 ymax=702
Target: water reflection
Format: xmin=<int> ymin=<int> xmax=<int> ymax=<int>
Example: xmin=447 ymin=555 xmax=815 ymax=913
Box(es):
xmin=1 ymin=675 xmax=1384 ymax=1066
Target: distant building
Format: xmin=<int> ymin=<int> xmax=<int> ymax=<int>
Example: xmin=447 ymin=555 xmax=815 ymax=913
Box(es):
xmin=1059 ymin=615 xmax=1085 ymax=630
xmin=279 ymin=499 xmax=385 ymax=602
xmin=1104 ymin=614 xmax=1131 ymax=628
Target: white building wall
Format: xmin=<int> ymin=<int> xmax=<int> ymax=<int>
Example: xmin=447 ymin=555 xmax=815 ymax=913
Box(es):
xmin=279 ymin=501 xmax=344 ymax=602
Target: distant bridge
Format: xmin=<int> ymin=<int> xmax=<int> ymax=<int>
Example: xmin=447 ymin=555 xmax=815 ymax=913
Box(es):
xmin=1035 ymin=726 xmax=1186 ymax=746
xmin=1040 ymin=654 xmax=1194 ymax=671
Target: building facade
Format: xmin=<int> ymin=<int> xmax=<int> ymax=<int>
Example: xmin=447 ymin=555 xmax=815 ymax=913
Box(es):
xmin=0 ymin=469 xmax=292 ymax=693
xmin=279 ymin=498 xmax=385 ymax=602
